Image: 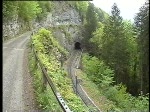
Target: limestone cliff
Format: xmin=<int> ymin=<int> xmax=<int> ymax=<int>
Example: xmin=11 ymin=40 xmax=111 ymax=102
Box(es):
xmin=33 ymin=1 xmax=83 ymax=52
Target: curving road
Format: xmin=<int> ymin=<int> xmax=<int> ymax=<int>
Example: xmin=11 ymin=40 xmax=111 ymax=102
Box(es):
xmin=3 ymin=32 xmax=38 ymax=112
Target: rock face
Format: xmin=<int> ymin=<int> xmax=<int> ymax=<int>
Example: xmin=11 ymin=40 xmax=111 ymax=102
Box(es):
xmin=3 ymin=16 xmax=29 ymax=41
xmin=3 ymin=17 xmax=20 ymax=40
xmin=51 ymin=2 xmax=82 ymax=26
xmin=32 ymin=1 xmax=82 ymax=28
xmin=3 ymin=1 xmax=83 ymax=52
xmin=52 ymin=25 xmax=83 ymax=52
xmin=32 ymin=1 xmax=83 ymax=52
xmin=50 ymin=1 xmax=83 ymax=52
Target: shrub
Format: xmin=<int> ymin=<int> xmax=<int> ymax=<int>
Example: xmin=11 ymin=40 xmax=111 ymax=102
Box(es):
xmin=82 ymin=53 xmax=149 ymax=111
xmin=30 ymin=28 xmax=88 ymax=111
xmin=82 ymin=53 xmax=115 ymax=88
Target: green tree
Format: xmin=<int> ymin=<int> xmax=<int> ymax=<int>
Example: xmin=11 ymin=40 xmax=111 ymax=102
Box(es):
xmin=75 ymin=1 xmax=88 ymax=23
xmin=82 ymin=53 xmax=115 ymax=88
xmin=101 ymin=3 xmax=130 ymax=86
xmin=18 ymin=1 xmax=42 ymax=22
xmin=134 ymin=0 xmax=149 ymax=94
xmin=83 ymin=2 xmax=98 ymax=53
xmin=123 ymin=20 xmax=140 ymax=95
xmin=17 ymin=1 xmax=42 ymax=30
xmin=36 ymin=1 xmax=53 ymax=21
xmin=85 ymin=2 xmax=98 ymax=38
xmin=94 ymin=7 xmax=109 ymax=23
xmin=3 ymin=1 xmax=18 ymax=21
xmin=89 ymin=22 xmax=104 ymax=57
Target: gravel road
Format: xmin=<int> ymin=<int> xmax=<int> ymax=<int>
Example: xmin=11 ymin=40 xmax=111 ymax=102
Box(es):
xmin=3 ymin=32 xmax=39 ymax=112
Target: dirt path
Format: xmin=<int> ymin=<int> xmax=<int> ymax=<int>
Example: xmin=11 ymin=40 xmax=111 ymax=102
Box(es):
xmin=3 ymin=32 xmax=38 ymax=112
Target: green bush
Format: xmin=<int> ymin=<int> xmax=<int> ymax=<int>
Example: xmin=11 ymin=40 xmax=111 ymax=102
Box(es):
xmin=18 ymin=1 xmax=42 ymax=22
xmin=133 ymin=94 xmax=149 ymax=111
xmin=82 ymin=53 xmax=149 ymax=111
xmin=36 ymin=1 xmax=53 ymax=21
xmin=29 ymin=52 xmax=62 ymax=111
xmin=30 ymin=28 xmax=88 ymax=111
xmin=82 ymin=53 xmax=115 ymax=88
xmin=3 ymin=1 xmax=18 ymax=20
xmin=105 ymin=84 xmax=149 ymax=111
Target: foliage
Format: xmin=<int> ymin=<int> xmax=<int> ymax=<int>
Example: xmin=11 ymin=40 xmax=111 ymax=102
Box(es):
xmin=36 ymin=1 xmax=53 ymax=21
xmin=134 ymin=0 xmax=149 ymax=94
xmin=94 ymin=7 xmax=109 ymax=23
xmin=89 ymin=3 xmax=148 ymax=97
xmin=82 ymin=53 xmax=115 ymax=88
xmin=28 ymin=50 xmax=62 ymax=111
xmin=18 ymin=1 xmax=42 ymax=22
xmin=76 ymin=1 xmax=88 ymax=14
xmin=85 ymin=2 xmax=98 ymax=39
xmin=31 ymin=28 xmax=88 ymax=111
xmin=77 ymin=70 xmax=117 ymax=111
xmin=3 ymin=1 xmax=18 ymax=21
xmin=122 ymin=20 xmax=140 ymax=95
xmin=83 ymin=2 xmax=110 ymax=53
xmin=75 ymin=1 xmax=88 ymax=23
xmin=3 ymin=1 xmax=53 ymax=23
xmin=97 ymin=3 xmax=130 ymax=87
xmin=104 ymin=84 xmax=149 ymax=111
xmin=89 ymin=22 xmax=104 ymax=57
xmin=32 ymin=28 xmax=68 ymax=56
xmin=82 ymin=53 xmax=149 ymax=111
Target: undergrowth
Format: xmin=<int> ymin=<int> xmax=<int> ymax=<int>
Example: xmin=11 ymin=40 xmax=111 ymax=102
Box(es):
xmin=82 ymin=53 xmax=149 ymax=112
xmin=29 ymin=28 xmax=89 ymax=111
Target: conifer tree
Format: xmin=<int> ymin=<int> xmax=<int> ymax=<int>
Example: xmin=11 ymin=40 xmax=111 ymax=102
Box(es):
xmin=134 ymin=0 xmax=149 ymax=94
xmin=101 ymin=3 xmax=130 ymax=85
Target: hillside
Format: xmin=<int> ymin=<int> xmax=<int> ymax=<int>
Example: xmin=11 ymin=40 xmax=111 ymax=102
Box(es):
xmin=3 ymin=1 xmax=149 ymax=112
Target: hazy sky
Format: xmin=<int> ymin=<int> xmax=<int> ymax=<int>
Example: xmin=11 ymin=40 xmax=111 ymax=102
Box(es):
xmin=90 ymin=0 xmax=146 ymax=22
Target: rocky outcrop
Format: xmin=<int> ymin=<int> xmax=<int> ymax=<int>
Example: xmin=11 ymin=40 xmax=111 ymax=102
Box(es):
xmin=52 ymin=25 xmax=83 ymax=52
xmin=49 ymin=1 xmax=83 ymax=52
xmin=46 ymin=1 xmax=81 ymax=27
xmin=3 ymin=17 xmax=29 ymax=41
xmin=3 ymin=17 xmax=20 ymax=40
xmin=32 ymin=1 xmax=83 ymax=52
xmin=32 ymin=1 xmax=82 ymax=29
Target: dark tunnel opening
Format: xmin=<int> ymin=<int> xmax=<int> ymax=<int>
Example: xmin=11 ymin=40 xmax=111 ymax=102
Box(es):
xmin=74 ymin=42 xmax=81 ymax=50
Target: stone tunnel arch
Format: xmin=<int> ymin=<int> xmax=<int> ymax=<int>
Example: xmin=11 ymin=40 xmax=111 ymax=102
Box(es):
xmin=74 ymin=42 xmax=81 ymax=50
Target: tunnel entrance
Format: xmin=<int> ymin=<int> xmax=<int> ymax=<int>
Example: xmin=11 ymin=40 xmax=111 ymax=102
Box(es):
xmin=74 ymin=42 xmax=81 ymax=50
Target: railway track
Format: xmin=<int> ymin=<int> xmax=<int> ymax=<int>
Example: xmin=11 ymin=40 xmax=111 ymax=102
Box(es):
xmin=67 ymin=49 xmax=101 ymax=112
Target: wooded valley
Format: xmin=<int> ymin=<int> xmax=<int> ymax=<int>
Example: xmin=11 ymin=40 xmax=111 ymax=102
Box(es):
xmin=3 ymin=1 xmax=149 ymax=111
